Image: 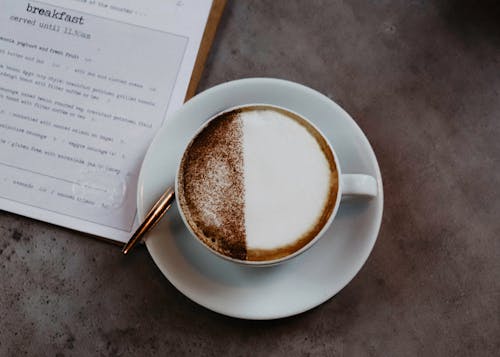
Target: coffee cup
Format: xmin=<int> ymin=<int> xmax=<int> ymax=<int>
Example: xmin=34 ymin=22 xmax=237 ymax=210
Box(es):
xmin=175 ymin=104 xmax=377 ymax=266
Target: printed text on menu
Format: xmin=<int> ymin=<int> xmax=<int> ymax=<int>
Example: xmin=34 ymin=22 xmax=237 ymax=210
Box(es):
xmin=0 ymin=0 xmax=212 ymax=241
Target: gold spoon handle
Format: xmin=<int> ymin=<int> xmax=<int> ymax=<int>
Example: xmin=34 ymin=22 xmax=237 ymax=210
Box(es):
xmin=122 ymin=187 xmax=175 ymax=255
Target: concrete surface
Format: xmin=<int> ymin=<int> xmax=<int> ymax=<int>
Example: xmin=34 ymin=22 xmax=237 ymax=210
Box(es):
xmin=1 ymin=0 xmax=499 ymax=355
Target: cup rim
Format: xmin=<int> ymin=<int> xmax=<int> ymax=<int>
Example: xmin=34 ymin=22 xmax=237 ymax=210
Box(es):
xmin=174 ymin=103 xmax=343 ymax=267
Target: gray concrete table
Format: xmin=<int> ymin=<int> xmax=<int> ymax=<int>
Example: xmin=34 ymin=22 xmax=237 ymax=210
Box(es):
xmin=1 ymin=1 xmax=499 ymax=355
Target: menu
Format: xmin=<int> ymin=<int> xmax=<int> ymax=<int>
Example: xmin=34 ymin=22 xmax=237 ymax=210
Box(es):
xmin=0 ymin=0 xmax=213 ymax=242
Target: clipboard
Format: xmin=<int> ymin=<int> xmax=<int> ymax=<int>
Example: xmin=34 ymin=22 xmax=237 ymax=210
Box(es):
xmin=0 ymin=0 xmax=228 ymax=247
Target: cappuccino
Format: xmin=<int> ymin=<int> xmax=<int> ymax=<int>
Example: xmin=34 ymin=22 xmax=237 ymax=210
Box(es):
xmin=177 ymin=106 xmax=338 ymax=261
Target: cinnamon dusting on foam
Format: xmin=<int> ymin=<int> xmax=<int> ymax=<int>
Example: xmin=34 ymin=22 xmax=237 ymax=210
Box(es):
xmin=177 ymin=110 xmax=246 ymax=260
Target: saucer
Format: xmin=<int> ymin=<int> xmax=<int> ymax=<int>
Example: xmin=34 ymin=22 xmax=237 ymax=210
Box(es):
xmin=137 ymin=78 xmax=384 ymax=320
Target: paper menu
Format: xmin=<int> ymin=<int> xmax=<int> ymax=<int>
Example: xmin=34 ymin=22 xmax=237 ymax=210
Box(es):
xmin=0 ymin=0 xmax=213 ymax=242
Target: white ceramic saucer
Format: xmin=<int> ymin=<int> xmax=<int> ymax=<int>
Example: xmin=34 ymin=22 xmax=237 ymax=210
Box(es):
xmin=137 ymin=78 xmax=383 ymax=320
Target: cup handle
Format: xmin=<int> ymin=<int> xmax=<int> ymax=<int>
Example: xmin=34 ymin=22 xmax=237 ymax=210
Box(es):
xmin=341 ymin=174 xmax=378 ymax=199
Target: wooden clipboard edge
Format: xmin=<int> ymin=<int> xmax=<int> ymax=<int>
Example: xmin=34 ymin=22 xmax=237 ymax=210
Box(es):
xmin=184 ymin=0 xmax=228 ymax=101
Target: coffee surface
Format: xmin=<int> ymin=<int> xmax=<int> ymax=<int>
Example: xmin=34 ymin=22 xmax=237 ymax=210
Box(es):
xmin=177 ymin=106 xmax=338 ymax=261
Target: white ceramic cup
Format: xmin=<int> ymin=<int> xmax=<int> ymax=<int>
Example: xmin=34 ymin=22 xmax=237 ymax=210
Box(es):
xmin=175 ymin=104 xmax=378 ymax=266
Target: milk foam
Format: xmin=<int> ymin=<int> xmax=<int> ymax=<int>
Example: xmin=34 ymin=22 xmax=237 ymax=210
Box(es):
xmin=241 ymin=109 xmax=332 ymax=251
